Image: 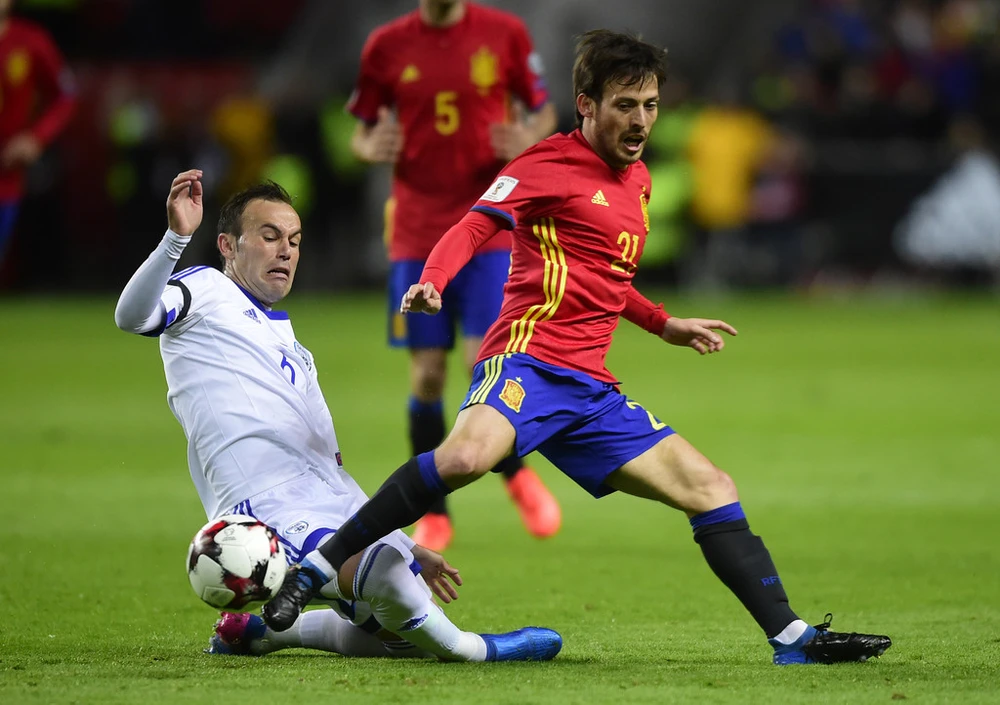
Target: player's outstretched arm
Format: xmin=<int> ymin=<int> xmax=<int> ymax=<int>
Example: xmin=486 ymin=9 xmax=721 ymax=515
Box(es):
xmin=402 ymin=211 xmax=503 ymax=316
xmin=660 ymin=317 xmax=739 ymax=355
xmin=115 ymin=170 xmax=204 ymax=334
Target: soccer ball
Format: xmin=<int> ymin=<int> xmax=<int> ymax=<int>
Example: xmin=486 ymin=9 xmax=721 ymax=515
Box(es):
xmin=186 ymin=515 xmax=286 ymax=610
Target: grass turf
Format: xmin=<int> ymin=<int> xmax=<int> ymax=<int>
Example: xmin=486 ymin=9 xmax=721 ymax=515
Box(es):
xmin=1 ymin=292 xmax=997 ymax=704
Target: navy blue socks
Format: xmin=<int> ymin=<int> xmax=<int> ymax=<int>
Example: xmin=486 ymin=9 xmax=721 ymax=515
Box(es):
xmin=691 ymin=502 xmax=798 ymax=638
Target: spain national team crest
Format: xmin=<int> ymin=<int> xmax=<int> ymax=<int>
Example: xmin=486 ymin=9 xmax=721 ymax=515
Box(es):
xmin=470 ymin=46 xmax=498 ymax=96
xmin=498 ymin=378 xmax=526 ymax=413
xmin=640 ymin=189 xmax=650 ymax=232
xmin=6 ymin=50 xmax=29 ymax=85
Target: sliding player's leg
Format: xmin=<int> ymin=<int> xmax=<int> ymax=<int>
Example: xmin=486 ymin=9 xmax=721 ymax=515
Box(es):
xmin=206 ymin=608 xmax=429 ymax=658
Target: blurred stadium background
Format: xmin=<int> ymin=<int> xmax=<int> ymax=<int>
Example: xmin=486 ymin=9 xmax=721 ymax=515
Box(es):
xmin=4 ymin=0 xmax=1000 ymax=293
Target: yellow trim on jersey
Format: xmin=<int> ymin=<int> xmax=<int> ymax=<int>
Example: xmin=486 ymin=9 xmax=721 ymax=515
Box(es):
xmin=382 ymin=197 xmax=396 ymax=248
xmin=468 ymin=354 xmax=506 ymax=405
xmin=505 ymin=218 xmax=568 ymax=354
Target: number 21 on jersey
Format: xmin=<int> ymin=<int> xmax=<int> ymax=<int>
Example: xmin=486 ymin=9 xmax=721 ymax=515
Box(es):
xmin=611 ymin=231 xmax=640 ymax=273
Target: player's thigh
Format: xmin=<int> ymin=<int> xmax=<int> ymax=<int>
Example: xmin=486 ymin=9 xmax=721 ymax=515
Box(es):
xmin=409 ymin=348 xmax=448 ymax=399
xmin=538 ymin=393 xmax=674 ymax=498
xmin=387 ymin=259 xmax=456 ymax=351
xmin=605 ymin=434 xmax=737 ymax=514
xmin=436 ymin=402 xmax=516 ymax=484
xmin=461 ymin=336 xmax=483 ymax=375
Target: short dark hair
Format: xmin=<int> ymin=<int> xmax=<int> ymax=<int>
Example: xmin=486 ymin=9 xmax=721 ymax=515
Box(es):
xmin=572 ymin=30 xmax=669 ymax=127
xmin=217 ymin=181 xmax=293 ymax=238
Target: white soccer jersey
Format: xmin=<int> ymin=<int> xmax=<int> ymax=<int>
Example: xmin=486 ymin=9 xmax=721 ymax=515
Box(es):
xmin=150 ymin=265 xmax=354 ymax=519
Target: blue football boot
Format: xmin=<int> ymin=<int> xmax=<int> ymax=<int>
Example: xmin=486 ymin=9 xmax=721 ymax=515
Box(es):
xmin=480 ymin=627 xmax=563 ymax=661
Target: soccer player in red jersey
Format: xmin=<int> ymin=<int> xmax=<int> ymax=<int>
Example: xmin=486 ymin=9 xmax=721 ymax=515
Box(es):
xmin=266 ymin=30 xmax=892 ymax=666
xmin=346 ymin=0 xmax=561 ymax=551
xmin=0 ymin=0 xmax=75 ymax=268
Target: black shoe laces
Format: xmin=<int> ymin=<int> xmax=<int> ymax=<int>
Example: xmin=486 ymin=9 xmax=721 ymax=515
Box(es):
xmin=814 ymin=613 xmax=834 ymax=632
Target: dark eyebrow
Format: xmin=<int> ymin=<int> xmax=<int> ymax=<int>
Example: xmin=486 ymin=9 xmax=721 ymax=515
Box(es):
xmin=260 ymin=223 xmax=303 ymax=238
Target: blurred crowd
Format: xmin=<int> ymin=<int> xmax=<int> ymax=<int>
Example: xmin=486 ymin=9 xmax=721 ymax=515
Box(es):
xmin=642 ymin=0 xmax=1000 ymax=290
xmin=4 ymin=0 xmax=1000 ymax=292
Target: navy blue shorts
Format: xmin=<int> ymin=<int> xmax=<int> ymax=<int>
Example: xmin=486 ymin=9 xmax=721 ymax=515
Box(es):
xmin=0 ymin=200 xmax=20 ymax=261
xmin=387 ymin=250 xmax=510 ymax=350
xmin=461 ymin=353 xmax=675 ymax=497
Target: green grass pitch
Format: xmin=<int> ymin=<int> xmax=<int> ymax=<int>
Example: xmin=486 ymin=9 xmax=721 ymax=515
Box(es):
xmin=1 ymin=292 xmax=998 ymax=704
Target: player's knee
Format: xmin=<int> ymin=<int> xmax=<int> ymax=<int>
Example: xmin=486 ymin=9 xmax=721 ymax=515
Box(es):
xmin=678 ymin=462 xmax=738 ymax=513
xmin=355 ymin=544 xmax=411 ymax=604
xmin=709 ymin=468 xmax=739 ymax=504
xmin=436 ymin=441 xmax=492 ymax=482
xmin=411 ymin=360 xmax=447 ymax=399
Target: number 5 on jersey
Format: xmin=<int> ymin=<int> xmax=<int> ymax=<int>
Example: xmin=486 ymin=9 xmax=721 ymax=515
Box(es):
xmin=435 ymin=91 xmax=459 ymax=135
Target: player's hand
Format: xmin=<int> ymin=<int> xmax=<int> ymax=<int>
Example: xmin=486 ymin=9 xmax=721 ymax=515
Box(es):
xmin=166 ymin=169 xmax=204 ymax=238
xmin=489 ymin=103 xmax=535 ymax=162
xmin=363 ymin=106 xmax=403 ymax=164
xmin=401 ymin=282 xmax=442 ymax=315
xmin=0 ymin=133 xmax=42 ymax=168
xmin=412 ymin=545 xmax=463 ymax=604
xmin=660 ymin=317 xmax=738 ymax=355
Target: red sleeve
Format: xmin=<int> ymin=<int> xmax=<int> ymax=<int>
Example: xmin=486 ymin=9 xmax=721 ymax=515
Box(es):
xmin=468 ymin=140 xmax=565 ymax=229
xmin=28 ymin=29 xmax=76 ymax=146
xmin=622 ymin=286 xmax=670 ymax=335
xmin=345 ymin=32 xmax=393 ymax=124
xmin=420 ymin=210 xmax=504 ymax=292
xmin=506 ymin=20 xmax=548 ymax=111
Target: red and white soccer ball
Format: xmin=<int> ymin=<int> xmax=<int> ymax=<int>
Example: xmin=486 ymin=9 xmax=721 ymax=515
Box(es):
xmin=186 ymin=515 xmax=286 ymax=610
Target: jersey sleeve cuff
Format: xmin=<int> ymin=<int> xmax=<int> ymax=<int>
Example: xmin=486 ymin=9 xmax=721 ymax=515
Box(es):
xmin=164 ymin=229 xmax=191 ymax=260
xmin=470 ymin=205 xmax=515 ymax=229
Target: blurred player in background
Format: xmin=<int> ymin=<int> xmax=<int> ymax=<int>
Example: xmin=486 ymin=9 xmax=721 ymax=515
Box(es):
xmin=266 ymin=30 xmax=893 ymax=667
xmin=0 ymin=0 xmax=75 ymax=271
xmin=347 ymin=0 xmax=560 ymax=551
xmin=114 ymin=169 xmax=561 ymax=662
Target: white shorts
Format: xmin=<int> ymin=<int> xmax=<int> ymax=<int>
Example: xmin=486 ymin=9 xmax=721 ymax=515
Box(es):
xmin=225 ymin=471 xmax=419 ymax=630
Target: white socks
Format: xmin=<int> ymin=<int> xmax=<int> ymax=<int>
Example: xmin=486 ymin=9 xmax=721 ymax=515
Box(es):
xmin=354 ymin=543 xmax=488 ymax=662
xmin=771 ymin=619 xmax=810 ymax=646
xmin=261 ymin=610 xmax=427 ymax=658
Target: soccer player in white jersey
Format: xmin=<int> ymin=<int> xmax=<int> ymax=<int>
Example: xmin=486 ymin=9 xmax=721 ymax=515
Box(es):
xmin=114 ymin=169 xmax=562 ymax=661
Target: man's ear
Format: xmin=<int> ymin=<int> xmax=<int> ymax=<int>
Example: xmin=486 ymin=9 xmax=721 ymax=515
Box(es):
xmin=218 ymin=232 xmax=237 ymax=261
xmin=576 ymin=93 xmax=595 ymax=120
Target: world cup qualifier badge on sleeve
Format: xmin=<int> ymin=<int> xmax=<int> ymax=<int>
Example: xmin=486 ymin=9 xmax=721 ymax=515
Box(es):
xmin=481 ymin=176 xmax=519 ymax=203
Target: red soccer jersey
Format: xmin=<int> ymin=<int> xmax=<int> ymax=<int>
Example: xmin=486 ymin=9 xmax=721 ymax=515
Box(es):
xmin=0 ymin=18 xmax=75 ymax=200
xmin=465 ymin=130 xmax=658 ymax=384
xmin=346 ymin=3 xmax=548 ymax=261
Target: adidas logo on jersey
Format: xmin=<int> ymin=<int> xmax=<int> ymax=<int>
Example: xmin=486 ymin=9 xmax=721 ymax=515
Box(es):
xmin=243 ymin=309 xmax=260 ymax=323
xmin=400 ymin=64 xmax=420 ymax=83
xmin=591 ymin=190 xmax=609 ymax=207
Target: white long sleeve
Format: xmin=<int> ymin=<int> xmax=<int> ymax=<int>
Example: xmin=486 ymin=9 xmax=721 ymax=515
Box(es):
xmin=114 ymin=229 xmax=190 ymax=334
